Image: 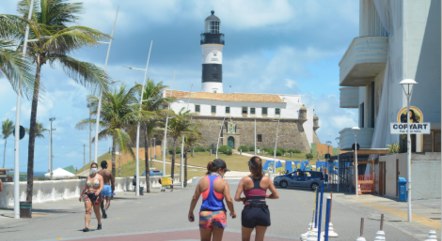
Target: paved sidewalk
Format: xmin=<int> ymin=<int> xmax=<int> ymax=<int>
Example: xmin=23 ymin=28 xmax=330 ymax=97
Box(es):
xmin=333 ymin=193 xmax=441 ymax=239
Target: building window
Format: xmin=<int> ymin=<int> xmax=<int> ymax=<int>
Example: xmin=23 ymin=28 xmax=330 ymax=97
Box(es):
xmin=250 ymin=108 xmax=256 ymax=115
xmin=242 ymin=107 xmax=248 ymax=115
xmin=275 ymin=108 xmax=281 ymax=115
xmin=195 ymin=105 xmax=200 ymax=113
xmin=262 ymin=107 xmax=268 ymax=116
xmin=211 ymin=105 xmax=216 ymax=114
xmin=257 ymin=134 xmax=262 ymax=142
xmin=225 ymin=106 xmax=230 ymax=114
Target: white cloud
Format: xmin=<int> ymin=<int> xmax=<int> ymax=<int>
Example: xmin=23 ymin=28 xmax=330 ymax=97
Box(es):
xmin=285 ymin=79 xmax=296 ymax=89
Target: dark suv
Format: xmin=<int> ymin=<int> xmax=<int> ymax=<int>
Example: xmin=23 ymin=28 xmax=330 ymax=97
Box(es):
xmin=273 ymin=170 xmax=326 ymax=190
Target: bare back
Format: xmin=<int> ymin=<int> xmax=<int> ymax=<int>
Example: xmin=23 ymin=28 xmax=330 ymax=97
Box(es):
xmin=98 ymin=169 xmax=113 ymax=186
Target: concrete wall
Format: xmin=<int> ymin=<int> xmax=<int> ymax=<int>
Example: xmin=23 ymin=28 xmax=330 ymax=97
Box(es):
xmin=380 ymin=152 xmax=441 ymax=200
xmin=0 ymin=176 xmax=176 ymax=209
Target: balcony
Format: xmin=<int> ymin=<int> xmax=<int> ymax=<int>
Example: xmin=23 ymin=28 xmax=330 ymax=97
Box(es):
xmin=339 ymin=87 xmax=359 ymax=108
xmin=339 ymin=127 xmax=374 ymax=150
xmin=339 ymin=36 xmax=388 ymax=86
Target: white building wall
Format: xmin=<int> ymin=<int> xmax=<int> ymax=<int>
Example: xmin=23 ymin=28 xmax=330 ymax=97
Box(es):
xmin=169 ymin=94 xmax=317 ymax=146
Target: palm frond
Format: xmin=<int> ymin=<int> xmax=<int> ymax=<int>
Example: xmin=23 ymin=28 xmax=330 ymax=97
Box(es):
xmin=56 ymin=55 xmax=110 ymax=93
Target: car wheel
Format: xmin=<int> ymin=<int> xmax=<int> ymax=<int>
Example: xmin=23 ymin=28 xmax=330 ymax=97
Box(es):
xmin=311 ymin=183 xmax=319 ymax=191
xmin=280 ymin=180 xmax=288 ymax=188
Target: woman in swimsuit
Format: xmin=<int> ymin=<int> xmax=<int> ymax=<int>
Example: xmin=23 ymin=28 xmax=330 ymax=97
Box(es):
xmin=234 ymin=156 xmax=279 ymax=241
xmin=79 ymin=162 xmax=104 ymax=232
xmin=188 ymin=159 xmax=236 ymax=241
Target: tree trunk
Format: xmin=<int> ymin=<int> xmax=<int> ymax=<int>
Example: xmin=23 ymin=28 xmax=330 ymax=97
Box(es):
xmin=111 ymin=140 xmax=116 ymax=178
xmin=143 ymin=126 xmax=150 ymax=193
xmin=170 ymin=138 xmax=177 ymax=190
xmin=26 ymin=57 xmax=42 ymax=203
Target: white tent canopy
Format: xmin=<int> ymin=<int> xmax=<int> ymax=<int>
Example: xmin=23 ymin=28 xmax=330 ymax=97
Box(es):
xmin=44 ymin=168 xmax=75 ymax=179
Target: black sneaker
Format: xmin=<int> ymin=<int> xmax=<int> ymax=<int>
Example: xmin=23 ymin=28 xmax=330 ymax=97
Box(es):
xmin=82 ymin=228 xmax=89 ymax=232
xmin=97 ymin=224 xmax=102 ymax=230
xmin=102 ymin=213 xmax=107 ymax=219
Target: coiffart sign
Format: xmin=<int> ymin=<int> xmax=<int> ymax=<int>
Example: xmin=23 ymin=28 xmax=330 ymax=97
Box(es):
xmin=390 ymin=106 xmax=431 ymax=134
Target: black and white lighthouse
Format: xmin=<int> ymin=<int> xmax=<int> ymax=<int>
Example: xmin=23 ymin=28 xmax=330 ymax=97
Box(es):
xmin=201 ymin=10 xmax=224 ymax=93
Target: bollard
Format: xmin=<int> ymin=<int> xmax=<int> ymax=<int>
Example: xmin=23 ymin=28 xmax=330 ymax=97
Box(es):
xmin=324 ymin=197 xmax=331 ymax=241
xmin=424 ymin=230 xmax=438 ymax=241
xmin=374 ymin=214 xmax=386 ymax=241
xmin=355 ymin=217 xmax=366 ymax=241
xmin=317 ymin=183 xmax=325 ymax=241
xmin=320 ymin=193 xmax=338 ymax=238
xmin=315 ymin=187 xmax=319 ymax=228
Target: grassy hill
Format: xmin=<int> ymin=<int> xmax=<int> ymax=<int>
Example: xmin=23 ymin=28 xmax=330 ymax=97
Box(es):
xmin=78 ymin=149 xmax=311 ymax=180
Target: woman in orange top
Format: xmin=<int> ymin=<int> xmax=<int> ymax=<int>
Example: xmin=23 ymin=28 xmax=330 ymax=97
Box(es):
xmin=188 ymin=159 xmax=236 ymax=241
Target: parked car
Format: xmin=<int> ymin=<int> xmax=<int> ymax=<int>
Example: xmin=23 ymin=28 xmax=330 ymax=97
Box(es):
xmin=273 ymin=170 xmax=326 ymax=190
xmin=135 ymin=168 xmax=163 ymax=177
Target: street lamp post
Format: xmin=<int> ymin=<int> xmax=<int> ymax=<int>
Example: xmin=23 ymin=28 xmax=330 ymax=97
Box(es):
xmin=273 ymin=118 xmax=281 ymax=159
xmin=352 ymin=126 xmax=360 ymax=196
xmin=215 ymin=117 xmax=227 ymax=159
xmin=128 ymin=41 xmax=154 ymax=196
xmin=48 ymin=117 xmax=56 ymax=179
xmin=162 ymin=115 xmax=170 ymax=176
xmin=94 ymin=9 xmax=118 ymax=165
xmin=400 ymin=78 xmax=417 ymax=222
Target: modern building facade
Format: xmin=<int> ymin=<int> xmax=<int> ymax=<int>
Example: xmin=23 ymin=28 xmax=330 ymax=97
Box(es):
xmin=337 ymin=0 xmax=441 ymax=199
xmin=338 ymin=0 xmax=440 ymax=151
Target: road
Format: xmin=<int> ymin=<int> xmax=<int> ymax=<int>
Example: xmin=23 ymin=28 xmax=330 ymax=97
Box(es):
xmin=0 ymin=179 xmax=431 ymax=241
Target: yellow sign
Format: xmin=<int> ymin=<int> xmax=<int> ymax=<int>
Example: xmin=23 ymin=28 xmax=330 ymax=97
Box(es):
xmin=397 ymin=106 xmax=423 ymax=123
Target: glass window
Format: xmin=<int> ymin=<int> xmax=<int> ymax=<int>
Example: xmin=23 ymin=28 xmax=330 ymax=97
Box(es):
xmin=257 ymin=134 xmax=262 ymax=142
xmin=211 ymin=105 xmax=216 ymax=113
xmin=251 ymin=108 xmax=256 ymax=115
xmin=195 ymin=105 xmax=200 ymax=113
xmin=225 ymin=106 xmax=230 ymax=114
xmin=242 ymin=107 xmax=248 ymax=114
xmin=262 ymin=107 xmax=268 ymax=115
xmin=275 ymin=108 xmax=281 ymax=115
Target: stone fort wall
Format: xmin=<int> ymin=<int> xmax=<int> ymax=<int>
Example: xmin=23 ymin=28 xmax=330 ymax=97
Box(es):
xmin=191 ymin=116 xmax=311 ymax=153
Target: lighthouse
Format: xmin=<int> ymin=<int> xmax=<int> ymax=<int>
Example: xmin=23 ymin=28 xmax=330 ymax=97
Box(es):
xmin=200 ymin=10 xmax=224 ymax=93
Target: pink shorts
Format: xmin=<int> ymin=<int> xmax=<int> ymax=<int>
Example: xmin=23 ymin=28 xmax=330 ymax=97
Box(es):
xmin=199 ymin=210 xmax=227 ymax=229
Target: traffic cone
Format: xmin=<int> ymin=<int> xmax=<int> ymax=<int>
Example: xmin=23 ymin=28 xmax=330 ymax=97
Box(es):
xmin=424 ymin=230 xmax=438 ymax=241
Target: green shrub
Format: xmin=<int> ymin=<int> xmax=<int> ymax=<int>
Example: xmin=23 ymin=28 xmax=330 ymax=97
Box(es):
xmin=306 ymin=153 xmax=313 ymax=159
xmin=239 ymin=145 xmax=249 ymax=152
xmin=193 ymin=146 xmax=207 ymax=152
xmin=218 ymin=145 xmax=232 ymax=155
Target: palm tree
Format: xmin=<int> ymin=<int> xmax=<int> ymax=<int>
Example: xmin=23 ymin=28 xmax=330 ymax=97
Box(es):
xmin=79 ymin=85 xmax=139 ymax=177
xmin=183 ymin=125 xmax=201 ymax=187
xmin=26 ymin=122 xmax=48 ymax=138
xmin=138 ymin=80 xmax=173 ymax=193
xmin=2 ymin=119 xmax=14 ymax=168
xmin=167 ymin=109 xmax=192 ymax=189
xmin=2 ymin=0 xmax=110 ymax=203
xmin=0 ymin=40 xmax=34 ymax=95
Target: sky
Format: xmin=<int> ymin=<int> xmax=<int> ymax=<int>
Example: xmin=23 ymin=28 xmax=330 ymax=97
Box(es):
xmin=0 ymin=0 xmax=359 ymax=172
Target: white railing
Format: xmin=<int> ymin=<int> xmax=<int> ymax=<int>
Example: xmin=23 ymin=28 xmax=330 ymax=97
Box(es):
xmin=0 ymin=176 xmax=181 ymax=209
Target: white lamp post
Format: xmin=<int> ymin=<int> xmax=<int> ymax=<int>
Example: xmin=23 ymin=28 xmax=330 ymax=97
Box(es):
xmin=127 ymin=41 xmax=154 ymax=196
xmin=352 ymin=126 xmax=360 ymax=196
xmin=14 ymin=0 xmax=34 ymax=219
xmin=215 ymin=117 xmax=227 ymax=159
xmin=48 ymin=117 xmax=56 ymax=179
xmin=400 ymin=78 xmax=417 ymax=222
xmin=273 ymin=118 xmax=281 ymax=159
xmin=94 ymin=9 xmax=119 ymax=164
